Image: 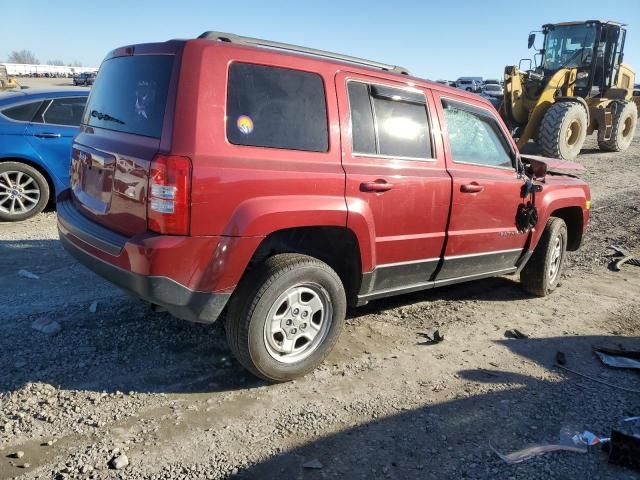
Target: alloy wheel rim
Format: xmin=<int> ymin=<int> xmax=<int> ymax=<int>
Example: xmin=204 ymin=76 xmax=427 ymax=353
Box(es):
xmin=263 ymin=283 xmax=332 ymax=364
xmin=0 ymin=171 xmax=40 ymax=216
xmin=548 ymin=236 xmax=563 ymax=282
xmin=622 ymin=116 xmax=633 ymax=138
xmin=566 ymin=120 xmax=581 ymax=146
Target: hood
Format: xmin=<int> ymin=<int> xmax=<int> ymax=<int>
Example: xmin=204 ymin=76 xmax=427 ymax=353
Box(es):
xmin=521 ymin=154 xmax=585 ymax=178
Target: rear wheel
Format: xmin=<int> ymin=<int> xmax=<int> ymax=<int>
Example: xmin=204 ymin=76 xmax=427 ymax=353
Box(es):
xmin=0 ymin=162 xmax=49 ymax=222
xmin=226 ymin=254 xmax=346 ymax=382
xmin=538 ymin=102 xmax=587 ymax=160
xmin=520 ymin=217 xmax=568 ymax=296
xmin=598 ymin=101 xmax=637 ymax=152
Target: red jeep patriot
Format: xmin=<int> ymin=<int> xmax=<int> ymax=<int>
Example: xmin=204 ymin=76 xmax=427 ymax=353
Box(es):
xmin=58 ymin=32 xmax=590 ymax=382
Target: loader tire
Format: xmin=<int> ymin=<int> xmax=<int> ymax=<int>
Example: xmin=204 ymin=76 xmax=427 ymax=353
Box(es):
xmin=598 ymin=101 xmax=637 ymax=152
xmin=538 ymin=102 xmax=587 ymax=160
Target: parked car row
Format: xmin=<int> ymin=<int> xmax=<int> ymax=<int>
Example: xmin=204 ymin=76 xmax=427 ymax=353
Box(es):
xmin=436 ymin=78 xmax=504 ymax=108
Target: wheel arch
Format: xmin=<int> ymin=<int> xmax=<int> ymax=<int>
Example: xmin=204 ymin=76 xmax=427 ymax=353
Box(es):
xmin=533 ymin=188 xmax=589 ymax=252
xmin=549 ymin=206 xmax=583 ymax=251
xmin=244 ymin=226 xmax=363 ymax=306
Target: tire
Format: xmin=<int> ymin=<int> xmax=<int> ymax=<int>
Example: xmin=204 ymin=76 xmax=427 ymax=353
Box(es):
xmin=538 ymin=102 xmax=587 ymax=160
xmin=0 ymin=162 xmax=49 ymax=222
xmin=465 ymin=87 xmax=473 ymax=92
xmin=520 ymin=217 xmax=568 ymax=296
xmin=226 ymin=254 xmax=346 ymax=382
xmin=598 ymin=101 xmax=637 ymax=152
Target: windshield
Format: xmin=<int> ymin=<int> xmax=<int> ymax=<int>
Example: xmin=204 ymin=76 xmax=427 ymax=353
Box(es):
xmin=542 ymin=24 xmax=597 ymax=71
xmin=484 ymin=85 xmax=501 ymax=91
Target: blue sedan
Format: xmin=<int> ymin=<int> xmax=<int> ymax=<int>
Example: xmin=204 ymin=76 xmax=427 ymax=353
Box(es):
xmin=0 ymin=88 xmax=89 ymax=221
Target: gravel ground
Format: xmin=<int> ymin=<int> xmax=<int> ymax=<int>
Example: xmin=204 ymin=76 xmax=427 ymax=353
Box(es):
xmin=1 ymin=130 xmax=639 ymax=480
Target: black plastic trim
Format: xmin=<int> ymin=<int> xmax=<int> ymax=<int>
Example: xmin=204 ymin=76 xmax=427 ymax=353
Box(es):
xmin=437 ymin=249 xmax=523 ymax=280
xmin=366 ymin=258 xmax=440 ymax=293
xmin=357 ymin=267 xmax=518 ymax=303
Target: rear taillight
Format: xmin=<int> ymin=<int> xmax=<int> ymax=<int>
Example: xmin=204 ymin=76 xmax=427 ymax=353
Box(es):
xmin=147 ymin=155 xmax=192 ymax=235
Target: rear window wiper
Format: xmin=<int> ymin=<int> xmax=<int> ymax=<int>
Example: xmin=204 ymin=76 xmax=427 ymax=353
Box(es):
xmin=90 ymin=110 xmax=125 ymax=125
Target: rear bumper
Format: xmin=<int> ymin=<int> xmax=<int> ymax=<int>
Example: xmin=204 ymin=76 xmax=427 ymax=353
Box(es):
xmin=57 ymin=193 xmax=232 ymax=323
xmin=60 ymin=233 xmax=230 ymax=322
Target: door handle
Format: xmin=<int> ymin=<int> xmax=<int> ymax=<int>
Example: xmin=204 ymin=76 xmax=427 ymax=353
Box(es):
xmin=460 ymin=182 xmax=484 ymax=193
xmin=34 ymin=133 xmax=62 ymax=139
xmin=360 ymin=180 xmax=394 ymax=192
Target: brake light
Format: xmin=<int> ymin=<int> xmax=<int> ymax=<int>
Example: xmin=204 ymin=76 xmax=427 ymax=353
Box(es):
xmin=147 ymin=155 xmax=192 ymax=235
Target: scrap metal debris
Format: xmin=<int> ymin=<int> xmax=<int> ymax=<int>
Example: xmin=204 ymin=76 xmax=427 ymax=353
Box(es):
xmin=594 ymin=345 xmax=640 ymax=370
xmin=607 ymin=245 xmax=640 ymax=271
xmin=417 ymin=330 xmax=444 ymax=345
xmin=505 ymin=329 xmax=528 ymax=339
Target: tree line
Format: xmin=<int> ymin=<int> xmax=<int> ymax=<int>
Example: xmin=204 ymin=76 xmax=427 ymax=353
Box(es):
xmin=6 ymin=49 xmax=83 ymax=67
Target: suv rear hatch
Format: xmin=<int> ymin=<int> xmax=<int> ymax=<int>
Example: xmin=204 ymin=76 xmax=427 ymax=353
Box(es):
xmin=70 ymin=42 xmax=182 ymax=237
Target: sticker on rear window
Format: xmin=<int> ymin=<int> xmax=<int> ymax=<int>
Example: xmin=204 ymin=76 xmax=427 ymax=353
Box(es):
xmin=237 ymin=115 xmax=254 ymax=134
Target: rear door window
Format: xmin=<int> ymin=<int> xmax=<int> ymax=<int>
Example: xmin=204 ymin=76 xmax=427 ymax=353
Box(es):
xmin=37 ymin=97 xmax=87 ymax=126
xmin=226 ymin=63 xmax=328 ymax=152
xmin=347 ymin=81 xmax=432 ymax=159
xmin=1 ymin=101 xmax=43 ymax=122
xmin=84 ymin=55 xmax=173 ymax=138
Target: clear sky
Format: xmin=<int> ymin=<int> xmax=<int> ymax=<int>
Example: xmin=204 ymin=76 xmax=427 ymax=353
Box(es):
xmin=3 ymin=0 xmax=639 ymax=80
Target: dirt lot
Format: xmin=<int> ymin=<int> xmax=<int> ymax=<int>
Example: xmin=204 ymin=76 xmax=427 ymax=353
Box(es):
xmin=1 ymin=129 xmax=639 ymax=479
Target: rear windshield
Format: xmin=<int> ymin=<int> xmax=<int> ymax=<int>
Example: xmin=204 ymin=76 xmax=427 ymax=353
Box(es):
xmin=83 ymin=55 xmax=173 ymax=138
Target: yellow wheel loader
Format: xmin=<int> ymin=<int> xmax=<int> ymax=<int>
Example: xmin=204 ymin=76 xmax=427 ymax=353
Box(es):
xmin=0 ymin=66 xmax=19 ymax=91
xmin=502 ymin=20 xmax=637 ymax=160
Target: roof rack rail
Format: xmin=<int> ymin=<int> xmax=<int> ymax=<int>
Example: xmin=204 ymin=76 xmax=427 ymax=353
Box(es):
xmin=198 ymin=31 xmax=410 ymax=75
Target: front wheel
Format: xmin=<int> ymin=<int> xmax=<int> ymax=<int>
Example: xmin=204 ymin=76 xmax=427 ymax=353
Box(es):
xmin=538 ymin=102 xmax=587 ymax=160
xmin=520 ymin=217 xmax=568 ymax=296
xmin=0 ymin=162 xmax=50 ymax=221
xmin=225 ymin=254 xmax=346 ymax=382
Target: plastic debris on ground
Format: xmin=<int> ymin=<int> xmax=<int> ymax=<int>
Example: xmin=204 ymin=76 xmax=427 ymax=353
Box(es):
xmin=492 ymin=426 xmax=597 ymax=464
xmin=18 ymin=269 xmax=39 ymax=279
xmin=607 ymin=245 xmax=640 ymax=271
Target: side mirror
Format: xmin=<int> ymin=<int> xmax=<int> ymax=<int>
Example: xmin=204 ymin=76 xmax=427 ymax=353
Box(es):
xmin=519 ymin=58 xmax=533 ymax=71
xmin=528 ymin=33 xmax=536 ymax=49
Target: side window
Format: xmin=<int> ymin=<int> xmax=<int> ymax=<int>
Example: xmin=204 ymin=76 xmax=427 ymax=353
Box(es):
xmin=347 ymin=81 xmax=431 ymax=159
xmin=347 ymin=82 xmax=376 ymax=154
xmin=1 ymin=101 xmax=43 ymax=122
xmin=442 ymin=101 xmax=513 ymax=168
xmin=226 ymin=63 xmax=328 ymax=152
xmin=41 ymin=97 xmax=87 ymax=126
